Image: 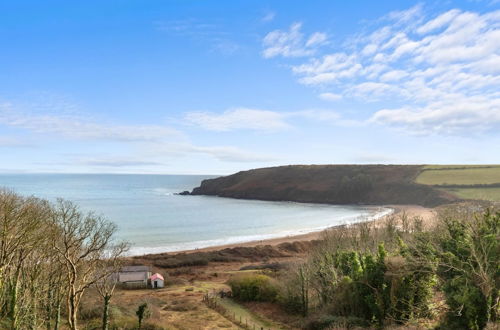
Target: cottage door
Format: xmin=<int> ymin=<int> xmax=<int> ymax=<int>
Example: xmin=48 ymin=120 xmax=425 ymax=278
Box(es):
xmin=154 ymin=281 xmax=158 ymax=288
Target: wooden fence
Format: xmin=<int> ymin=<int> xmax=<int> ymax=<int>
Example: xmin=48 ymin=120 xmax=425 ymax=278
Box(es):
xmin=203 ymin=293 xmax=274 ymax=330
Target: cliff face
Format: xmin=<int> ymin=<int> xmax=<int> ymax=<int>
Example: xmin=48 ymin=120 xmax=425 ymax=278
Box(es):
xmin=190 ymin=165 xmax=458 ymax=207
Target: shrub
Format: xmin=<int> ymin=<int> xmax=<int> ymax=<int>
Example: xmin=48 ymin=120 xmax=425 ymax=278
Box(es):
xmin=306 ymin=315 xmax=369 ymax=329
xmin=228 ymin=273 xmax=279 ymax=302
xmin=433 ymin=209 xmax=499 ymax=329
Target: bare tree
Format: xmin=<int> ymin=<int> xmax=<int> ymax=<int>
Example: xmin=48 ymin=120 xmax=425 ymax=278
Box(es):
xmin=51 ymin=199 xmax=121 ymax=330
xmin=95 ymin=242 xmax=129 ymax=330
xmin=0 ymin=190 xmax=52 ymax=329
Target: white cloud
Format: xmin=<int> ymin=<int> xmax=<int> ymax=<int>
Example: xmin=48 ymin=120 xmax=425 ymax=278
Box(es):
xmin=379 ymin=70 xmax=408 ymax=81
xmin=416 ymin=9 xmax=461 ymax=34
xmin=319 ymin=92 xmax=342 ymax=101
xmin=184 ymin=108 xmax=346 ymax=131
xmin=261 ymin=11 xmax=275 ymax=23
xmin=306 ymin=32 xmax=328 ymax=47
xmin=0 ymin=102 xmax=181 ymax=142
xmin=146 ymin=142 xmax=278 ymax=163
xmin=184 ymin=108 xmax=290 ymax=132
xmin=0 ymin=137 xmax=34 ymax=148
xmin=262 ymin=22 xmax=327 ymax=58
xmin=155 ymin=19 xmax=240 ymax=56
xmin=371 ymin=95 xmax=500 ymax=135
xmin=265 ymin=6 xmax=500 ymax=135
xmin=290 ymin=109 xmax=341 ymax=123
xmin=78 ymin=157 xmax=163 ymax=167
xmin=386 ymin=3 xmax=424 ymax=25
xmin=188 ymin=145 xmax=277 ymax=162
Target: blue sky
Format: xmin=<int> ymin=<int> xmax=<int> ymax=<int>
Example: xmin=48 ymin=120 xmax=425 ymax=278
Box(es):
xmin=1 ymin=0 xmax=499 ymax=174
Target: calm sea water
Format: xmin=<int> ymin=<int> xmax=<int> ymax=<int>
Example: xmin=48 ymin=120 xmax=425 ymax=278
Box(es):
xmin=0 ymin=174 xmax=392 ymax=255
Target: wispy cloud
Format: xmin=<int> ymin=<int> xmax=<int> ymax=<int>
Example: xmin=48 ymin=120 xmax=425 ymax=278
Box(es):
xmin=188 ymin=145 xmax=278 ymax=162
xmin=155 ymin=18 xmax=240 ymax=55
xmin=154 ymin=19 xmax=223 ymax=37
xmin=184 ymin=108 xmax=291 ymax=132
xmin=184 ymin=107 xmax=345 ymax=132
xmin=262 ymin=22 xmax=328 ymax=58
xmin=77 ymin=157 xmax=163 ymax=167
xmin=0 ymin=102 xmax=181 ymax=142
xmin=0 ymin=97 xmax=281 ymax=167
xmin=261 ymin=11 xmax=276 ymax=23
xmin=319 ymin=92 xmax=342 ymax=101
xmin=142 ymin=142 xmax=279 ymax=163
xmin=265 ymin=5 xmax=500 ymax=135
xmin=0 ymin=137 xmax=35 ymax=148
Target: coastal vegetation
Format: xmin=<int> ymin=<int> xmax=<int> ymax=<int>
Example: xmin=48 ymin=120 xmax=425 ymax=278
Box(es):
xmin=274 ymin=205 xmax=499 ymax=329
xmin=2 ymin=166 xmax=500 ymax=329
xmin=131 ymin=204 xmax=499 ymax=329
xmin=0 ymin=189 xmax=128 ymax=330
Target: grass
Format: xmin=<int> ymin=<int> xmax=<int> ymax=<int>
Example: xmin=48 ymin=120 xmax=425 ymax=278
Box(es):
xmin=440 ymin=187 xmax=500 ymax=202
xmin=416 ymin=166 xmax=500 ymax=185
xmin=217 ymin=298 xmax=283 ymax=329
xmin=415 ymin=165 xmax=500 ymax=201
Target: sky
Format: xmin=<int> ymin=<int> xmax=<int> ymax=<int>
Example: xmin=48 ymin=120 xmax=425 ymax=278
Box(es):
xmin=0 ymin=0 xmax=499 ymax=174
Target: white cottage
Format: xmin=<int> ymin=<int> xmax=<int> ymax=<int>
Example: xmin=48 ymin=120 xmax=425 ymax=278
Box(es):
xmin=150 ymin=273 xmax=164 ymax=289
xmin=117 ymin=266 xmax=151 ymax=288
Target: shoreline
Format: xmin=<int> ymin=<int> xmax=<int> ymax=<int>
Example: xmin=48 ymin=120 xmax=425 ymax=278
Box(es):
xmin=136 ymin=204 xmax=435 ymax=256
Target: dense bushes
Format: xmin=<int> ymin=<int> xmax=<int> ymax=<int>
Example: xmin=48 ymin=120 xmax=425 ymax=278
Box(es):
xmin=278 ymin=206 xmax=500 ymax=329
xmin=433 ymin=209 xmax=499 ymax=329
xmin=228 ymin=274 xmax=279 ymax=302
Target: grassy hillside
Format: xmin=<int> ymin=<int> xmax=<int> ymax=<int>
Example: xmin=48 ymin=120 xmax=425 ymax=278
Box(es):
xmin=190 ymin=165 xmax=458 ymax=207
xmin=416 ymin=166 xmax=500 ymax=185
xmin=416 ymin=165 xmax=500 ymax=201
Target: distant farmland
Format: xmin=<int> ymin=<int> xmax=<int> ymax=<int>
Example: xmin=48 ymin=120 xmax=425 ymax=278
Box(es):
xmin=416 ymin=165 xmax=500 ymax=201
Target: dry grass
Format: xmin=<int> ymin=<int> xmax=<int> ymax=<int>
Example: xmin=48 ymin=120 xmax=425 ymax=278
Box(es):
xmin=80 ymin=257 xmax=295 ymax=329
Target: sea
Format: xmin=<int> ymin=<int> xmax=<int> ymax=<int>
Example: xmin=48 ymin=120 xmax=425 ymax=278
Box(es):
xmin=0 ymin=174 xmax=392 ymax=255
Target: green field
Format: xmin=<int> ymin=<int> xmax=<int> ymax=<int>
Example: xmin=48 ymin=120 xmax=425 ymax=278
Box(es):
xmin=416 ymin=165 xmax=500 ymax=201
xmin=440 ymin=187 xmax=500 ymax=202
xmin=416 ymin=166 xmax=500 ymax=185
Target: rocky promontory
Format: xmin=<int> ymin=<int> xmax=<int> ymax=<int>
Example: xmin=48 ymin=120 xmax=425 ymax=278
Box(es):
xmin=187 ymin=165 xmax=458 ymax=207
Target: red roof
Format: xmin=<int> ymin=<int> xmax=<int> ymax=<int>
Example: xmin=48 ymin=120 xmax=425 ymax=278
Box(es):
xmin=150 ymin=273 xmax=164 ymax=281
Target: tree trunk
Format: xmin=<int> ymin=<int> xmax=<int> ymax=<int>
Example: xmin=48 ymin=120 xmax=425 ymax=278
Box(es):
xmin=102 ymin=295 xmax=110 ymax=330
xmin=299 ymin=267 xmax=309 ymax=316
xmin=67 ymin=284 xmax=78 ymax=330
xmin=54 ymin=297 xmax=61 ymax=330
xmin=9 ymin=268 xmax=21 ymax=330
xmin=46 ymin=286 xmax=52 ymax=330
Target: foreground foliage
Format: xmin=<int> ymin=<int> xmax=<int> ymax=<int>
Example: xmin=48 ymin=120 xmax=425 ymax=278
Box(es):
xmin=278 ymin=206 xmax=499 ymax=329
xmin=228 ymin=273 xmax=278 ymax=302
xmin=0 ymin=190 xmax=127 ymax=330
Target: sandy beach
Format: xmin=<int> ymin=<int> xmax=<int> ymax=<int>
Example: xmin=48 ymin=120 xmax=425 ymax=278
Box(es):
xmin=173 ymin=204 xmax=436 ymax=254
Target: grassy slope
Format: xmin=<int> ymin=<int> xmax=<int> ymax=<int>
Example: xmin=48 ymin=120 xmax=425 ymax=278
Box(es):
xmin=444 ymin=187 xmax=500 ymax=201
xmin=416 ymin=165 xmax=500 ymax=201
xmin=416 ymin=166 xmax=500 ymax=185
xmin=217 ymin=298 xmax=283 ymax=329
